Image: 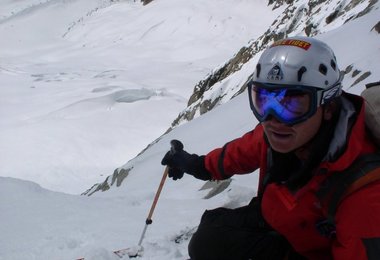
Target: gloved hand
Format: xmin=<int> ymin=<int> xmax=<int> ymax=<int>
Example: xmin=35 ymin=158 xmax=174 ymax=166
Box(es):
xmin=161 ymin=140 xmax=186 ymax=180
xmin=161 ymin=140 xmax=211 ymax=181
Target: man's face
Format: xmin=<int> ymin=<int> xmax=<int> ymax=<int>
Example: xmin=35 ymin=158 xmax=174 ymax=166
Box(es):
xmin=262 ymin=107 xmax=323 ymax=153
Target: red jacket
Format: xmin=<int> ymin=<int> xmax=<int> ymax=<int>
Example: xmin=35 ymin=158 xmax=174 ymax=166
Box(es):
xmin=204 ymin=93 xmax=379 ymax=259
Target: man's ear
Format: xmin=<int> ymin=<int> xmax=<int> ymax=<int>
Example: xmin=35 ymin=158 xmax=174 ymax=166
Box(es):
xmin=323 ymin=102 xmax=336 ymax=121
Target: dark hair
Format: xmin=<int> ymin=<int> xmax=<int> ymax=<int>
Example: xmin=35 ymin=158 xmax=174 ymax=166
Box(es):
xmin=265 ymin=97 xmax=343 ymax=192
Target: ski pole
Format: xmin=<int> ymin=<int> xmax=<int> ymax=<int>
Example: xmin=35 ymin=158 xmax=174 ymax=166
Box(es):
xmin=77 ymin=169 xmax=170 ymax=260
xmin=137 ymin=166 xmax=169 ymax=246
xmin=137 ymin=140 xmax=184 ymax=247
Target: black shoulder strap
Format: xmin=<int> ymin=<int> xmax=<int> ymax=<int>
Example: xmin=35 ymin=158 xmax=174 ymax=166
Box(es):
xmin=316 ymin=152 xmax=380 ymax=237
xmin=365 ymin=81 xmax=380 ymax=89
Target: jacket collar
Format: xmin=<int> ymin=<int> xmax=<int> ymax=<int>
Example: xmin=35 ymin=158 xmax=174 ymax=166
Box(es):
xmin=320 ymin=92 xmax=377 ymax=172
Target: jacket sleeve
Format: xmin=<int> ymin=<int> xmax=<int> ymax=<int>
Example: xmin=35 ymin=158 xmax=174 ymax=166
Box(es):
xmin=332 ymin=180 xmax=380 ymax=260
xmin=204 ymin=124 xmax=266 ymax=180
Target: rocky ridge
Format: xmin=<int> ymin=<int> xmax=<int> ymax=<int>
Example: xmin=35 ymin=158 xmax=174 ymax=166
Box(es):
xmin=171 ymin=0 xmax=379 ymax=127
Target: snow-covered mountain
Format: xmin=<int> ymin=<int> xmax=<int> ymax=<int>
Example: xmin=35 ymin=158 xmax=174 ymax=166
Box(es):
xmin=0 ymin=0 xmax=379 ymax=259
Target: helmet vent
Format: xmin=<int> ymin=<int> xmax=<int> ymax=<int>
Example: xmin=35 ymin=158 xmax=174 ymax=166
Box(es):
xmin=256 ymin=64 xmax=261 ymax=78
xmin=319 ymin=64 xmax=328 ymax=75
xmin=297 ymin=66 xmax=307 ymax=82
xmin=331 ymin=60 xmax=337 ymax=71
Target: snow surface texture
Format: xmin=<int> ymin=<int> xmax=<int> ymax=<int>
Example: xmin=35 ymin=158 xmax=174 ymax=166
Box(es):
xmin=0 ymin=0 xmax=379 ymax=259
xmin=0 ymin=0 xmax=275 ymax=194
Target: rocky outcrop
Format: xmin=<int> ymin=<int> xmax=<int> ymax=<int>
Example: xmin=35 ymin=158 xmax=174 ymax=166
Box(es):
xmin=82 ymin=167 xmax=132 ymax=196
xmin=142 ymin=0 xmax=154 ymax=5
xmin=372 ymin=21 xmax=380 ymax=33
xmin=201 ymin=179 xmax=232 ymax=199
xmin=170 ymin=0 xmax=378 ymax=128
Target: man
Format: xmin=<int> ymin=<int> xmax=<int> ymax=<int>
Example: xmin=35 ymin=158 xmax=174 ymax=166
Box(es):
xmin=162 ymin=36 xmax=380 ymax=259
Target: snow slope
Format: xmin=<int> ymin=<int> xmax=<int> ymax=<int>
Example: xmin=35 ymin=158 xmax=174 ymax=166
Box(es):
xmin=0 ymin=93 xmax=259 ymax=260
xmin=0 ymin=0 xmax=277 ymax=194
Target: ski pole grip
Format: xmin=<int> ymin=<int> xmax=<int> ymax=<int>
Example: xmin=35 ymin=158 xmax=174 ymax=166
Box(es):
xmin=170 ymin=140 xmax=184 ymax=154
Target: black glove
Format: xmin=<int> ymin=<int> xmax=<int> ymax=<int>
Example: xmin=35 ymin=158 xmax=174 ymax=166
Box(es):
xmin=161 ymin=140 xmax=211 ymax=181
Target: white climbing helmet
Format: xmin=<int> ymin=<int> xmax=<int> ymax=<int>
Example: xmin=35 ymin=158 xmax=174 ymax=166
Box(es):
xmin=254 ymin=36 xmax=342 ymax=91
xmin=248 ymin=36 xmax=343 ymax=125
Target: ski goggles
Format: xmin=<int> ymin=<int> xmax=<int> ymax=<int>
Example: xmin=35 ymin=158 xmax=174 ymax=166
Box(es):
xmin=248 ymin=81 xmax=341 ymax=125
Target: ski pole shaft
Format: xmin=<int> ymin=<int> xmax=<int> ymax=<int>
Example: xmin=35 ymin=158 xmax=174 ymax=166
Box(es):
xmin=137 ymin=166 xmax=169 ymax=246
xmin=136 ymin=140 xmax=183 ymax=247
xmin=137 ymin=224 xmax=148 ymax=247
xmin=146 ymin=166 xmax=169 ymax=223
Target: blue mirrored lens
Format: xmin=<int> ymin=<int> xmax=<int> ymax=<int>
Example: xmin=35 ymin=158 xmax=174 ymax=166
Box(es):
xmin=250 ymin=85 xmax=313 ymax=124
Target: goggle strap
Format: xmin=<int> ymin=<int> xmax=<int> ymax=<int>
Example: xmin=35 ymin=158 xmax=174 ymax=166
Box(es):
xmin=320 ymin=83 xmax=342 ymax=105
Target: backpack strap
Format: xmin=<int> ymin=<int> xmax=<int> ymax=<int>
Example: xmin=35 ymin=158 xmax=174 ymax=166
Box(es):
xmin=315 ymin=152 xmax=380 ymax=238
xmin=362 ymin=82 xmax=380 ymax=146
xmin=365 ymin=81 xmax=380 ymax=89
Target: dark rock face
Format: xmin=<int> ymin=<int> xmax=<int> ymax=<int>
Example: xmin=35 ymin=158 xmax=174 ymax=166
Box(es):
xmin=82 ymin=167 xmax=132 ymax=196
xmin=372 ymin=21 xmax=380 ymax=33
xmin=142 ymin=0 xmax=154 ymax=5
xmin=343 ymin=64 xmax=373 ymax=89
